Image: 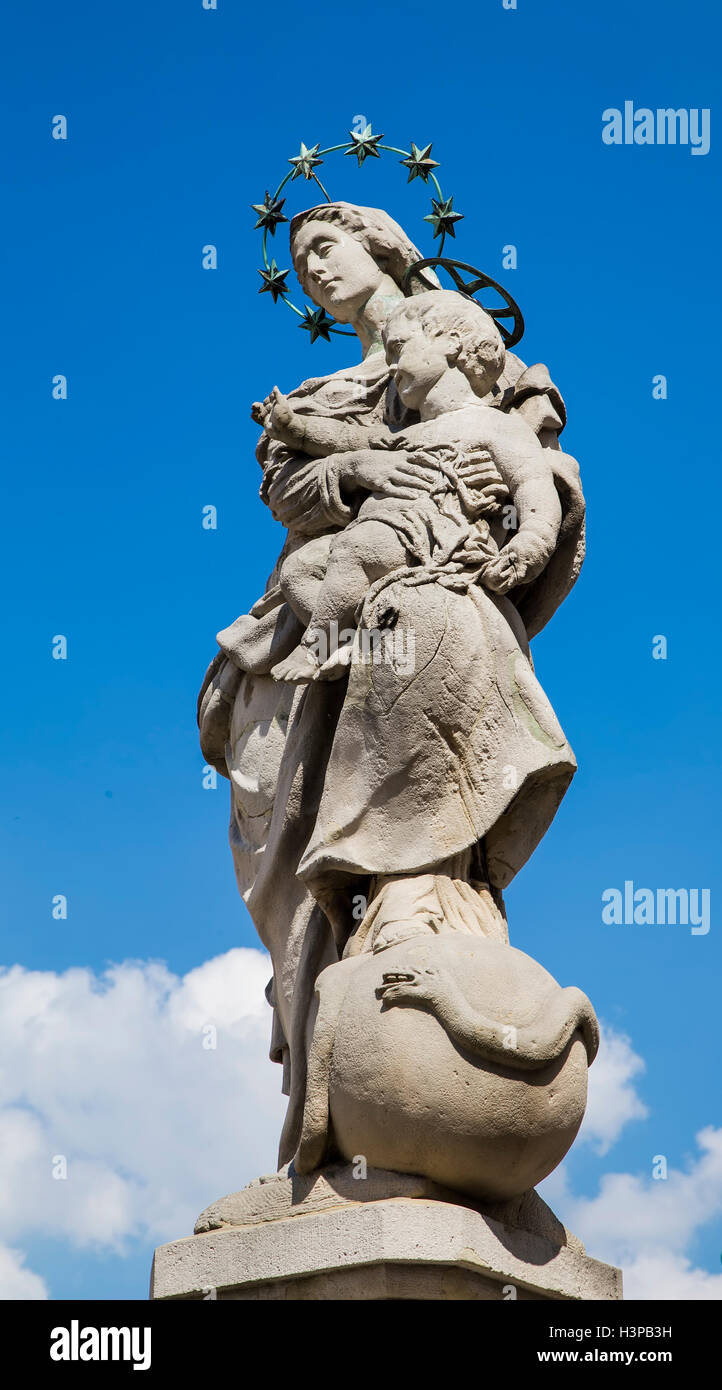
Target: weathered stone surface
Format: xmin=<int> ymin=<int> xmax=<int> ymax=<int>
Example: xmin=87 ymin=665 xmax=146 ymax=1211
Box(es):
xmin=194 ymin=1164 xmax=459 ymax=1234
xmin=161 ymin=193 xmax=622 ymax=1301
xmin=196 ymin=201 xmax=587 ymax=1180
xmin=297 ymin=937 xmax=596 ymax=1200
xmin=152 ymin=1197 xmax=622 ymax=1302
xmin=193 ymin=1163 xmax=583 ymax=1252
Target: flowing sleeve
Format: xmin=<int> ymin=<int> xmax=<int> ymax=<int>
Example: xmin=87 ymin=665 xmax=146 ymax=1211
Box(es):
xmin=256 ymin=361 xmax=392 ymax=534
xmin=490 ymin=354 xmax=566 ymax=442
xmin=507 ymin=362 xmax=566 ymax=438
xmin=259 ymin=443 xmax=354 ymax=534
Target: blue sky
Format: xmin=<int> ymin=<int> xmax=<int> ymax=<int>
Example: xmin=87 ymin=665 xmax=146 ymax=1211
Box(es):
xmin=1 ymin=0 xmax=720 ymax=1299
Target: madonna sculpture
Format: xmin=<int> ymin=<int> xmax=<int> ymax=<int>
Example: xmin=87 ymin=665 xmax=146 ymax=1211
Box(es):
xmin=152 ymin=134 xmax=622 ymax=1300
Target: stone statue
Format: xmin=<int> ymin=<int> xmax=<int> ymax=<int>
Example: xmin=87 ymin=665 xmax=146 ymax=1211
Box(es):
xmin=198 ymin=197 xmax=592 ymax=1195
xmin=146 ymin=132 xmax=625 ymax=1294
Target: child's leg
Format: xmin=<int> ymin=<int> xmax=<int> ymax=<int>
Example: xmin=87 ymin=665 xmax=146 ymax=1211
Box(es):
xmin=307 ymin=519 xmax=408 ymax=636
xmin=279 ymin=535 xmax=333 ymax=625
xmin=271 ymin=520 xmax=407 ymax=683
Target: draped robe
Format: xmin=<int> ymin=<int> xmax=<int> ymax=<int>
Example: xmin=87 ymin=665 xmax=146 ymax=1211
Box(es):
xmin=198 ymin=347 xmax=585 ymax=1163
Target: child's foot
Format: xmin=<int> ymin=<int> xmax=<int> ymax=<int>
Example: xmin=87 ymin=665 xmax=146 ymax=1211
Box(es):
xmin=271 ymin=645 xmax=321 ymax=684
xmin=317 ymin=643 xmax=354 ymax=681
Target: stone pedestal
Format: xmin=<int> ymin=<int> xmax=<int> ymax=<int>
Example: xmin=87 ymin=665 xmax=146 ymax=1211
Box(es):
xmin=150 ymin=1166 xmax=622 ymax=1301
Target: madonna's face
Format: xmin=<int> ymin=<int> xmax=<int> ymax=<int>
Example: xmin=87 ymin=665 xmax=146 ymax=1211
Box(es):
xmin=292 ymin=220 xmax=386 ymax=321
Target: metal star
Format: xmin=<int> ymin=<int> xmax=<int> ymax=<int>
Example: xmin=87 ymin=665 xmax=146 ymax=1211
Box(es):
xmin=424 ymin=195 xmax=464 ymax=239
xmin=258 ymin=260 xmax=290 ymax=303
xmin=400 ymin=142 xmax=440 ymax=183
xmin=344 ymin=124 xmax=384 ymax=167
xmin=251 ymin=191 xmax=288 ymax=235
xmin=299 ymin=306 xmax=334 ymax=343
xmin=288 ymin=142 xmax=323 ymax=181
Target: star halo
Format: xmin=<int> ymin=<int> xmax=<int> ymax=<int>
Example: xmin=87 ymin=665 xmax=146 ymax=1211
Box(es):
xmin=252 ymin=128 xmax=460 ymax=344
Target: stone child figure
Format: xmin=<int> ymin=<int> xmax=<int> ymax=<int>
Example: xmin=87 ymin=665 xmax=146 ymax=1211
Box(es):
xmin=259 ymin=290 xmax=563 ymax=682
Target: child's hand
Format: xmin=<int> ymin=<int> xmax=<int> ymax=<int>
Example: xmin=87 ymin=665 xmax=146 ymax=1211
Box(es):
xmin=268 ymin=386 xmax=302 ymax=441
xmin=250 ymin=393 xmax=273 ymax=426
xmin=483 ymin=532 xmax=550 ymax=594
xmin=251 ymin=387 xmax=303 ymax=444
xmin=267 ymin=386 xmax=294 ymax=435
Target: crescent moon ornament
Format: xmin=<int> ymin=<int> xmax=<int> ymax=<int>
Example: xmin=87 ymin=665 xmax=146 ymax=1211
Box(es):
xmin=403 ymin=258 xmax=525 ymax=349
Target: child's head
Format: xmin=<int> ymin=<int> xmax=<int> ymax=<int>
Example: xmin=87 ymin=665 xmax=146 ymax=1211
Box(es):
xmin=382 ymin=290 xmax=505 ymax=411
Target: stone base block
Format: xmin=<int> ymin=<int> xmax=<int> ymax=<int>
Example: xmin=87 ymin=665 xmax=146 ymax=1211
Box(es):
xmin=150 ymin=1166 xmax=621 ymax=1301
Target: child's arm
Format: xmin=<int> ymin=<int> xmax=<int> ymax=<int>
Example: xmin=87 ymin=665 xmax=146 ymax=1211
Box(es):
xmin=482 ymin=416 xmax=562 ymax=594
xmin=256 ymin=386 xmax=395 ymax=458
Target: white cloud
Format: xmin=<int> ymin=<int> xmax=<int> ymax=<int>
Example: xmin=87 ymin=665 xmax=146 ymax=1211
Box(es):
xmin=579 ymin=1023 xmax=649 ymax=1153
xmin=544 ymin=1127 xmax=722 ymax=1300
xmin=566 ymin=1125 xmax=722 ymax=1260
xmin=621 ymin=1251 xmax=722 ymax=1300
xmin=540 ymin=1026 xmax=722 ymax=1299
xmin=1 ymin=962 xmax=720 ymax=1301
xmin=0 ymin=1244 xmax=48 ymax=1300
xmin=0 ymin=949 xmax=286 ymax=1293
